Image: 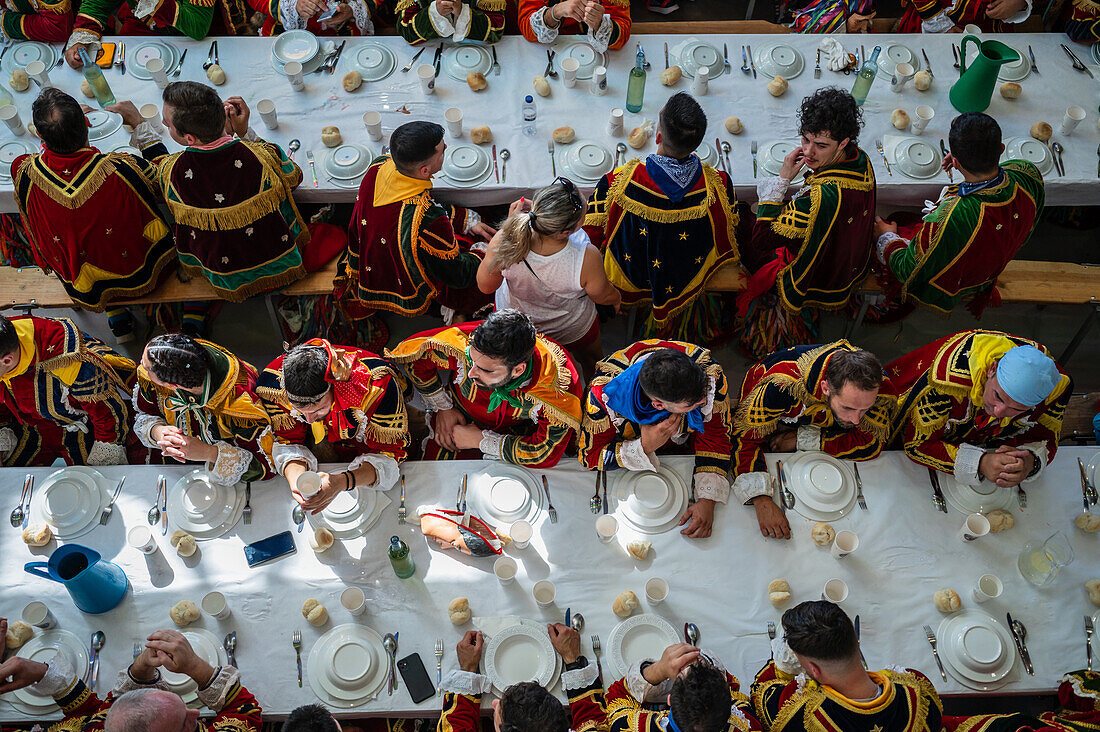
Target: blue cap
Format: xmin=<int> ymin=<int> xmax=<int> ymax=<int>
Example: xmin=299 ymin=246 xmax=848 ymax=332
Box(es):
xmin=996 ymin=345 xmax=1060 ymax=407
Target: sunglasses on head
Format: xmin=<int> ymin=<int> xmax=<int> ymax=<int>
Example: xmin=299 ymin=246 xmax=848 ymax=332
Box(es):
xmin=555 ymin=177 xmax=584 ymax=212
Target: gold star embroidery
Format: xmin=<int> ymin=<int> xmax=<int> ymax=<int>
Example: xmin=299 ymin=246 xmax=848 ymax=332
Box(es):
xmin=214 ymin=193 xmax=225 ymax=203
xmin=221 ymin=256 xmax=229 ymax=264
xmin=679 ymin=232 xmax=688 ymax=241
xmin=185 ymin=169 xmax=193 ymax=179
xmin=281 ymin=235 xmax=289 ymax=242
xmin=870 ymin=726 xmax=883 ymax=732
xmin=638 ymin=227 xmax=648 ymax=237
xmin=623 ymin=253 xmax=631 ymax=261
xmin=105 ymin=228 xmax=112 ymax=236
xmin=46 ymin=344 xmax=56 ymax=353
xmin=361 ymin=219 xmax=367 ymax=226
xmin=245 ymin=227 xmax=254 ymax=236
xmin=695 ymin=257 xmax=703 ymax=264
xmin=666 ymin=286 xmax=674 ymax=293
xmin=234 ymin=159 xmax=243 ymax=168
xmin=652 ymin=259 xmax=661 ymax=269
xmin=63 ymin=169 xmax=71 ymax=176
xmin=995 ymin=224 xmax=1003 ymax=230
xmin=52 ymin=236 xmax=60 ymax=243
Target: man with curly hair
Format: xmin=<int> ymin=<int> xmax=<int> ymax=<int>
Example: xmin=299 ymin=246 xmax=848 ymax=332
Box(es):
xmin=736 ymin=87 xmax=876 ymax=358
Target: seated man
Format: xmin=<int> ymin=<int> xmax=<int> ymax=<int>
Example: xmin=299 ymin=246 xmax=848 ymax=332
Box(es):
xmin=0 ymin=622 xmax=261 ymax=732
xmin=752 ymin=601 xmax=942 ymax=731
xmin=0 ymin=314 xmax=137 ymax=467
xmin=888 ymin=330 xmax=1070 ymax=487
xmin=397 ymin=0 xmax=504 ymax=44
xmin=874 ymin=112 xmax=1044 ymax=318
xmin=250 ymin=0 xmax=379 ymax=35
xmin=897 ymin=0 xmax=1030 ymax=32
xmin=943 ymin=668 xmax=1100 ymax=731
xmin=257 ymin=338 xmax=409 ymax=513
xmin=731 ymin=342 xmax=895 ymax=540
xmin=606 ymin=643 xmax=760 ymax=732
xmin=388 ymin=308 xmax=582 ymax=468
xmin=520 ymin=0 xmax=630 ymax=52
xmin=135 ymin=333 xmax=276 ymax=485
xmin=14 ymin=88 xmax=176 ymax=343
xmin=0 ymin=0 xmax=72 ymax=43
xmin=113 ymin=84 xmax=307 ymax=310
xmin=335 ymin=120 xmax=493 ymax=320
xmin=578 ymin=341 xmax=733 ymax=539
xmin=584 ymin=92 xmax=742 ymax=342
xmin=737 ymin=87 xmax=875 ymax=358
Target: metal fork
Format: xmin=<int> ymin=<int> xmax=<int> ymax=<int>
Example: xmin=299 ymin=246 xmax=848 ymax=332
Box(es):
xmin=923 ymin=624 xmax=947 ymax=680
xmin=1017 ymin=485 xmax=1027 ymax=509
xmin=767 ymin=621 xmax=776 ymax=658
xmin=402 ymin=47 xmax=425 ymax=72
xmin=172 ymin=49 xmax=187 ymax=77
xmin=99 ymin=478 xmax=125 ymax=525
xmin=243 ymin=482 xmax=252 ymax=525
xmin=548 ymin=140 xmax=556 ymax=177
xmin=1086 ymin=615 xmax=1094 ymax=671
xmin=434 ymin=639 xmax=444 ymax=694
xmin=133 ymin=642 xmax=142 ymax=660
xmin=542 ymin=475 xmax=557 ymax=523
xmin=591 ymin=634 xmax=602 ymax=678
xmin=853 ymin=463 xmax=867 ymax=510
xmin=292 ymin=630 xmax=303 ymax=688
xmin=398 ymin=475 xmax=407 ymax=524
xmin=591 ymin=471 xmax=602 ymax=514
xmin=814 ymin=49 xmax=821 ymax=79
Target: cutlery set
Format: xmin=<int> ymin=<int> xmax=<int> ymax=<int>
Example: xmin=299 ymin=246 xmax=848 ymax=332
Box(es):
xmin=875 ymin=139 xmax=891 ymax=176
xmin=774 ymin=460 xmax=795 ymax=509
xmin=9 ymin=473 xmax=32 ymax=528
xmin=1006 ymin=612 xmax=1034 ymax=675
xmin=926 ymin=467 xmax=947 ymax=513
xmin=739 ymin=45 xmax=756 ymax=78
xmin=1060 ymin=43 xmax=1093 ymax=79
xmin=1078 ymin=458 xmax=1098 ymax=513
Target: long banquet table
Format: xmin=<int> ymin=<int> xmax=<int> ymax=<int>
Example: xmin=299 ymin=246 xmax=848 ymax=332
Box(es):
xmin=0 ymin=31 xmax=1096 ymax=213
xmin=1 ymin=447 xmax=1099 ymax=722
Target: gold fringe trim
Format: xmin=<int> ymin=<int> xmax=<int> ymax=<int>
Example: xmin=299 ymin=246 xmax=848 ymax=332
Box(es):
xmin=362 ymin=420 xmax=410 ymax=445
xmin=22 ymin=153 xmax=116 ymax=210
xmin=476 ymin=0 xmax=506 ymax=10
xmin=394 ymin=0 xmax=416 ymax=12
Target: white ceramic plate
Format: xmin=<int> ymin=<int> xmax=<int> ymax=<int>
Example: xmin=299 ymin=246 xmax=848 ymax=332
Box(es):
xmin=564 ymin=140 xmax=613 ymax=180
xmin=608 ymin=614 xmax=679 ymax=679
xmin=128 ymin=41 xmax=179 ymax=81
xmin=876 ymin=43 xmax=920 ymax=79
xmin=30 ymin=466 xmax=109 ymax=538
xmin=443 ymin=44 xmax=492 ymax=82
xmin=483 ymin=623 xmax=557 ymax=693
xmin=677 ymin=40 xmax=726 ymax=80
xmin=307 ymin=485 xmax=387 ymax=539
xmin=325 ymin=144 xmax=374 ymax=180
xmin=10 ymin=630 xmax=89 ymax=708
xmin=274 ymin=30 xmax=320 ymax=66
xmin=442 ymin=143 xmax=490 ymax=182
xmin=964 ymin=42 xmax=1028 ymax=81
xmin=307 ymin=624 xmax=389 ymax=707
xmin=167 ymin=470 xmax=243 ymax=538
xmin=936 ymin=610 xmax=1015 ymax=690
xmin=753 ymin=43 xmax=805 ymax=80
xmin=941 ymin=476 xmax=1014 ymax=515
xmin=86 ymin=110 xmax=124 ymax=142
xmin=1093 ymin=43 xmax=1100 ymax=66
xmin=353 ymin=43 xmax=397 ymax=82
xmin=759 ymin=140 xmax=806 ymax=185
xmin=784 ymin=452 xmax=857 ymax=521
xmin=613 ymin=466 xmax=690 ymax=534
xmin=465 ymin=464 xmax=544 ymax=528
xmin=0 ymin=139 xmax=36 ymax=180
xmin=5 ymin=41 xmax=57 ymax=72
xmin=271 ymin=45 xmax=326 ymax=76
xmin=161 ymin=629 xmax=227 ymax=704
xmin=695 ymin=141 xmax=717 ymax=167
xmin=112 ymin=145 xmax=142 ymax=156
xmin=326 ymin=176 xmax=361 ymax=190
xmin=1001 ymin=137 xmax=1054 ymax=177
xmin=893 ymin=138 xmax=942 ymax=180
xmin=559 ymin=42 xmax=606 ymax=80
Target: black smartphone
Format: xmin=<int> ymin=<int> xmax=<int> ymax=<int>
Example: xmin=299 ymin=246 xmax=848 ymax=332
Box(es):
xmin=243 ymin=531 xmax=296 ymax=568
xmin=397 ymin=652 xmax=435 ymax=703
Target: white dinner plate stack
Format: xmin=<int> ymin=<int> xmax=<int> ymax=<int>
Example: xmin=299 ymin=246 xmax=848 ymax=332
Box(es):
xmin=307 ymin=485 xmax=391 ymax=539
xmin=1001 ymin=137 xmax=1054 ymax=177
xmin=890 ymin=137 xmax=943 ymax=180
xmin=325 ymin=144 xmax=375 ymax=189
xmin=3 ymin=630 xmax=88 ymax=715
xmin=129 ymin=40 xmax=180 ymax=81
xmin=752 ymin=43 xmax=805 ymax=80
xmin=353 ymin=42 xmax=397 ymax=82
xmin=161 ymin=629 xmax=228 ymax=706
xmin=482 ymin=621 xmax=561 ymax=694
xmin=307 ymin=624 xmax=389 ymax=708
xmin=440 ymin=144 xmax=493 ymax=188
xmin=29 ymin=466 xmax=110 ymax=539
xmin=612 ymin=466 xmax=690 ymax=534
xmin=3 ymin=41 xmax=58 ymax=71
xmin=557 ymin=140 xmax=613 ymax=185
xmin=0 ymin=139 xmax=38 ymax=182
xmin=466 ymin=464 xmax=544 ymax=528
xmin=941 ymin=476 xmax=1015 ymax=515
xmin=784 ymin=451 xmax=858 ymax=521
xmin=936 ymin=610 xmax=1016 ymax=691
xmin=608 ymin=614 xmax=679 ymax=678
xmin=442 ymin=44 xmax=493 ymax=82
xmin=167 ymin=470 xmax=244 ymax=540
xmin=558 ymin=42 xmax=605 ymax=80
xmin=695 ymin=141 xmax=718 ymax=168
xmin=86 ymin=110 xmax=125 ymax=142
xmin=271 ymin=30 xmax=326 ymax=75
xmin=876 ymin=43 xmax=920 ymax=80
xmin=758 ymin=141 xmax=806 ymax=186
xmin=674 ymin=39 xmax=726 ymax=80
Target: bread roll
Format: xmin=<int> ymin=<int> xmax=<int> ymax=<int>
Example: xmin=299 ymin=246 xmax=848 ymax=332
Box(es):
xmin=170 ymin=530 xmax=197 ymax=558
xmin=22 ymin=523 xmax=52 ymax=547
xmin=1076 ymin=512 xmax=1100 ymax=532
xmin=612 ymin=590 xmax=639 ymax=618
xmin=170 ymin=600 xmax=200 ymax=626
xmin=627 ymin=540 xmax=651 ymax=560
xmin=321 ymin=126 xmax=342 ymax=148
xmin=1030 ymin=121 xmax=1053 ymax=141
xmin=628 ymin=126 xmax=649 ymax=149
xmin=891 ymin=109 xmax=910 ymax=130
xmin=470 ymin=126 xmax=492 ymax=145
xmin=1088 ymin=579 xmax=1100 ymax=606
xmin=769 ymin=578 xmax=791 ymax=607
xmin=467 ymin=72 xmax=488 ymax=91
xmin=205 ymin=64 xmax=226 ymax=86
xmin=986 ymin=509 xmax=1015 ymax=533
xmin=999 ymin=82 xmax=1021 ymax=99
xmin=80 ymin=79 xmax=96 ymax=99
xmin=767 ymin=76 xmax=788 ymax=97
xmin=913 ymin=70 xmax=933 ymax=91
xmin=309 ymin=527 xmax=335 ymax=552
xmin=342 ymin=70 xmax=363 ymax=92
xmin=553 ymin=126 xmax=575 ymax=144
xmin=448 ymin=597 xmax=472 ymax=625
xmin=9 ymin=70 xmax=28 ymax=92
xmin=660 ymin=65 xmax=682 ymax=86
xmin=811 ymin=522 xmax=835 ymax=547
xmin=933 ymin=588 xmax=961 ymax=613
xmin=533 ymin=75 xmax=551 ymax=97
xmin=724 ymin=116 xmax=744 ymax=135
xmin=302 ymin=598 xmax=329 ymax=627
xmin=6 ymin=620 xmax=33 ymax=648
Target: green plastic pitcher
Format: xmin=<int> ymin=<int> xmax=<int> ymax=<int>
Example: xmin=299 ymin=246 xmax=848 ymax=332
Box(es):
xmin=950 ymin=35 xmax=1020 ymax=113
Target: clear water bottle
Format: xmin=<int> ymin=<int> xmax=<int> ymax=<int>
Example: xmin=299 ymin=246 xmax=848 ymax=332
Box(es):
xmin=850 ymin=46 xmax=881 ymax=107
xmin=625 ymin=44 xmax=646 ymax=113
xmin=522 ymin=95 xmax=536 ymax=137
xmin=388 ymin=535 xmax=416 ymax=578
xmin=0 ymin=83 xmax=12 ymax=109
xmin=78 ymin=47 xmax=116 ymax=108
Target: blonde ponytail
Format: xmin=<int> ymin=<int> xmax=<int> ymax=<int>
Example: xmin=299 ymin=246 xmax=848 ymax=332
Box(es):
xmin=491 ymin=179 xmax=585 ymax=270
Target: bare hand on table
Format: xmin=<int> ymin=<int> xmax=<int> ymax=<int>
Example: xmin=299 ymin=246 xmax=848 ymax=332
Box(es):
xmin=985 ymin=0 xmax=1026 ymax=19
xmin=223 ymin=97 xmax=250 ymax=138
xmin=547 ymin=623 xmax=581 ymax=663
xmin=979 ymin=445 xmax=1034 ymax=487
xmin=752 ymin=495 xmax=791 ymax=539
xmin=457 ymin=630 xmax=483 ymax=672
xmin=107 ymin=101 xmax=144 ymax=128
xmin=639 ymin=413 xmax=679 ymax=454
xmin=678 ymin=497 xmax=715 ymax=538
xmin=642 ymin=643 xmax=700 ymax=684
xmin=432 ymin=408 xmax=468 ymax=451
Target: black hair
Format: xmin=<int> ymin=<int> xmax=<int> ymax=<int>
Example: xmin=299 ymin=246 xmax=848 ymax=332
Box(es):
xmin=499 ymin=681 xmax=569 ymax=732
xmin=32 ymin=87 xmax=89 ymax=155
xmin=638 ymin=349 xmax=707 ymax=406
xmin=281 ymin=704 xmax=339 ymax=732
xmin=782 ymin=600 xmax=858 ymax=662
xmin=949 ymin=112 xmax=1002 ymax=175
xmin=470 ymin=309 xmax=537 ymax=371
xmin=824 ymin=349 xmax=883 ymax=394
xmin=390 ymin=120 xmax=444 ymax=176
xmin=0 ymin=315 xmax=18 ymax=359
xmin=282 ymin=345 xmax=330 ymax=405
xmin=162 ymin=81 xmax=226 ymax=144
xmin=144 ymin=333 xmax=211 ymax=390
xmin=659 ymin=92 xmax=707 ymax=159
xmin=798 ymin=87 xmax=862 ymax=152
xmin=669 ymin=660 xmax=731 ymax=732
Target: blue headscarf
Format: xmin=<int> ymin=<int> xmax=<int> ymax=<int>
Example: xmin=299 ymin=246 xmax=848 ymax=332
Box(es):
xmin=996 ymin=345 xmax=1060 ymax=407
xmin=602 ymin=359 xmax=706 ymax=433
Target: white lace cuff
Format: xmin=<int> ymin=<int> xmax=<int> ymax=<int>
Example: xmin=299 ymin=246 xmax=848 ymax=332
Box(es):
xmin=133 ymin=411 xmax=168 ymax=450
xmin=561 ymin=660 xmax=598 ymax=691
xmin=733 ymin=471 xmax=775 ymax=505
xmin=87 ymin=440 xmax=126 ymax=466
xmin=240 ymin=127 xmax=260 ymax=143
xmin=921 ymin=11 xmax=955 ymax=32
xmin=428 ymin=1 xmax=467 ymax=37
xmin=67 ymin=30 xmax=102 ymax=56
xmin=479 ymin=430 xmax=503 ymax=459
xmin=279 ymin=0 xmax=305 ymax=29
xmin=953 ymin=443 xmax=985 ymax=486
xmin=463 ymin=208 xmax=482 ymax=233
xmin=587 ymin=13 xmax=613 ymax=53
xmin=37 ymin=652 xmax=77 ymax=698
xmin=207 ymin=441 xmax=253 ymax=486
xmin=273 ymin=443 xmax=318 ymax=475
xmin=796 ymin=425 xmax=821 ymax=452
xmin=0 ymin=426 xmax=16 ymax=453
xmin=348 ymin=453 xmax=400 ymax=490
xmin=619 ymin=438 xmax=659 ymax=472
xmin=115 ymin=667 xmax=167 ymax=694
xmin=875 ymin=232 xmax=906 ymax=265
xmin=528 ymin=5 xmax=558 ymax=43
xmin=1004 ymin=0 xmax=1031 ymax=23
xmin=422 ymin=388 xmax=454 ymax=412
xmin=133 ymin=0 xmax=157 ymax=18
xmin=443 ymin=669 xmax=492 ymax=695
xmin=128 ymin=121 xmax=163 ymax=151
xmin=772 ymin=637 xmax=803 ymax=676
xmin=1018 ymin=441 xmax=1048 ymax=483
xmin=757 ymin=176 xmax=790 ymax=204
xmin=196 ymin=665 xmax=238 ymax=712
xmin=693 ymin=471 xmax=729 ymax=503
xmin=348 ymin=0 xmax=375 ymax=33
xmin=626 ymin=660 xmax=673 ymax=703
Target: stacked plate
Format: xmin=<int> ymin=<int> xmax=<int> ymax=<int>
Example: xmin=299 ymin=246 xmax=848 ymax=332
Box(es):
xmin=892 ymin=138 xmax=942 ymax=180
xmin=758 ymin=140 xmax=806 ymax=186
xmin=482 ymin=622 xmax=560 ymax=694
xmin=443 ymin=44 xmax=493 ymax=82
xmin=936 ymin=610 xmax=1016 ymax=691
xmin=161 ymin=629 xmax=228 ymax=705
xmin=307 ymin=624 xmax=389 ymax=707
xmin=353 ymin=42 xmax=397 ymax=82
xmin=112 ymin=144 xmax=143 ymax=156
xmin=325 ymin=144 xmax=374 ymax=188
xmin=3 ymin=41 xmax=58 ymax=72
xmin=676 ymin=39 xmax=726 ymax=80
xmin=964 ymin=42 xmax=1028 ymax=81
xmin=167 ymin=470 xmax=244 ymax=540
xmin=1089 ymin=453 xmax=1100 ymax=487
xmin=86 ymin=110 xmax=124 ymax=142
xmin=695 ymin=141 xmax=718 ymax=168
xmin=1093 ymin=43 xmax=1100 ymax=66
xmin=29 ymin=466 xmax=110 ymax=539
xmin=942 ymin=476 xmax=1014 ymax=515
xmin=784 ymin=452 xmax=858 ymax=521
xmin=129 ymin=41 xmax=180 ymax=81
xmin=0 ymin=139 xmax=37 ymax=182
xmin=876 ymin=43 xmax=920 ymax=80
xmin=612 ymin=466 xmax=690 ymax=534
xmin=559 ymin=42 xmax=605 ymax=80
xmin=608 ymin=614 xmax=679 ymax=678
xmin=271 ymin=30 xmax=326 ymax=75
xmin=4 ymin=630 xmax=88 ymax=714
xmin=752 ymin=43 xmax=805 ymax=80
xmin=466 ymin=464 xmax=544 ymax=528
xmin=441 ymin=144 xmax=492 ymax=188
xmin=308 ymin=485 xmax=390 ymax=539
xmin=1001 ymin=137 xmax=1054 ymax=177
xmin=558 ymin=140 xmax=613 ymax=185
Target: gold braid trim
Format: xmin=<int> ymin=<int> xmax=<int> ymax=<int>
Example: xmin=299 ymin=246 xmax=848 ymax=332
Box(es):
xmin=541 ymin=337 xmax=575 ymax=393
xmin=362 ymin=420 xmax=410 ymax=444
xmin=47 ymin=719 xmax=89 ymax=732
xmin=201 ymin=718 xmax=256 ymax=732
xmin=773 ymin=681 xmax=826 ymax=732
xmin=24 ymin=153 xmax=117 ymax=210
xmin=603 ymin=0 xmax=629 ymax=5
xmin=162 ymin=150 xmax=290 ymax=232
xmin=394 ymin=0 xmax=416 ymax=12
xmin=610 ymin=161 xmax=718 ymax=224
xmin=1074 ymin=0 xmax=1100 ymax=11
xmin=476 ymin=0 xmax=507 ymax=9
xmin=733 ymin=373 xmax=800 ymax=438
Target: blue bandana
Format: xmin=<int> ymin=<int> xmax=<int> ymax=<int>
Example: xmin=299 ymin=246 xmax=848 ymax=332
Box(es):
xmin=958 ymin=169 xmax=1004 ymax=197
xmin=601 ymin=359 xmax=706 ymax=433
xmin=645 ymin=154 xmax=703 ymax=203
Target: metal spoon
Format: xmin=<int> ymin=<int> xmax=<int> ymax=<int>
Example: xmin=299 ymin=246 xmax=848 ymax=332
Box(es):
xmin=90 ymin=631 xmax=106 ymax=691
xmin=223 ymin=631 xmax=237 ymax=667
xmin=1051 ymin=141 xmax=1065 ymax=176
xmin=383 ymin=633 xmax=398 ymax=694
xmin=500 ymin=148 xmax=510 ymax=183
xmin=147 ymin=479 xmax=161 ymax=526
xmin=570 ymin=612 xmax=585 ymax=632
xmin=292 ymin=504 xmax=306 ymax=532
xmin=720 ymin=141 xmax=732 ymax=173
xmin=684 ymin=622 xmax=700 ymax=646
xmin=615 ymin=142 xmax=628 ymax=167
xmin=288 ymin=138 xmax=301 ymax=162
xmin=10 ymin=474 xmax=31 ymax=527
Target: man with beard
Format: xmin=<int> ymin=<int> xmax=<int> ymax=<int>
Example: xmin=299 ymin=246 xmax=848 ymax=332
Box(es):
xmin=731 ymin=342 xmax=896 ymax=539
xmin=387 ymin=309 xmax=583 ymax=468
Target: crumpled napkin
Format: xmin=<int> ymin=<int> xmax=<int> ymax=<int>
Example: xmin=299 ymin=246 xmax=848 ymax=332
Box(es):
xmin=818 ymin=37 xmax=850 ymax=72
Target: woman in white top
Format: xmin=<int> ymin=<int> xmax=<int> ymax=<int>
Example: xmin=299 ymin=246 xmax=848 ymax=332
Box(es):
xmin=477 ymin=178 xmax=620 ymax=380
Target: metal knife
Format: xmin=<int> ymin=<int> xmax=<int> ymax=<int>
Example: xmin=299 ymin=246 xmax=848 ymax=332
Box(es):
xmin=875 ymin=140 xmax=892 ymax=176
xmin=715 ymin=136 xmax=725 ymax=173
xmin=664 ymin=42 xmax=669 ymax=70
xmin=1007 ymin=612 xmax=1035 ymax=675
xmin=492 ymin=144 xmax=498 ymax=183
xmin=159 ymin=475 xmax=168 ymax=535
xmin=854 ymin=615 xmax=868 ymax=669
xmin=852 ymin=462 xmax=868 ymax=510
xmin=327 ymin=39 xmax=346 ymax=74
xmin=119 ymin=42 xmax=126 ymax=75
xmin=747 ymin=44 xmax=756 ymax=78
xmin=927 ymin=468 xmax=947 ymax=513
xmin=1028 ymin=45 xmax=1039 ymax=75
xmin=921 ymin=49 xmax=932 ymax=78
xmin=1078 ymin=457 xmax=1097 ymax=511
xmin=940 ymin=139 xmax=953 ymax=182
xmin=602 ymin=469 xmax=608 ymax=515
xmin=432 ymin=44 xmax=443 ymax=78
xmin=565 ymin=607 xmax=571 ymax=628
xmin=776 ymin=460 xmax=795 ymax=509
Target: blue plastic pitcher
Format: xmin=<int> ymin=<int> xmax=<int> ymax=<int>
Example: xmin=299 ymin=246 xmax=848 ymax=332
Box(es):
xmin=25 ymin=544 xmax=128 ymax=614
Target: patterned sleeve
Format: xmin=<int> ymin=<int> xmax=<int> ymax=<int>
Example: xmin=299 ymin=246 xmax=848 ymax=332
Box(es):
xmin=582 ymin=173 xmax=614 ymax=250
xmin=203 ymin=672 xmax=263 ymax=732
xmin=603 ymin=2 xmax=630 ymax=50
xmin=605 ymin=675 xmax=665 ymax=732
xmin=563 ymin=662 xmax=606 ymax=732
xmin=693 ymin=369 xmax=733 ymax=485
xmin=417 ymin=205 xmax=483 ymax=290
xmin=495 ymin=415 xmax=575 ymax=468
xmin=259 ymin=140 xmax=303 ymax=191
xmin=66 ymin=372 xmax=131 ymax=446
xmin=750 ymin=661 xmax=796 ymax=732
xmin=1065 ymin=12 xmax=1100 ymax=42
xmin=70 ymin=0 xmax=118 ymax=39
xmin=577 ymin=386 xmax=634 ymax=471
xmin=152 ymin=0 xmax=216 ymax=39
xmin=896 ymin=384 xmax=962 ymax=474
xmin=884 ymin=197 xmax=959 ymax=289
xmin=362 ymin=373 xmax=412 ymax=463
xmin=1 ymin=0 xmax=73 ymax=42
xmin=406 ymin=348 xmax=453 ymax=407
xmin=731 ymin=380 xmax=799 ymax=477
xmin=751 ymin=189 xmax=810 ymax=257
xmin=438 ymin=689 xmax=483 ymax=732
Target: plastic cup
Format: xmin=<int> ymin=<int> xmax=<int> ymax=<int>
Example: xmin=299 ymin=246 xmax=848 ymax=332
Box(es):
xmin=417 ymin=64 xmax=435 ymax=95
xmin=146 ymin=57 xmax=169 ymax=90
xmin=831 ymin=530 xmax=859 ymax=559
xmin=256 ymin=99 xmax=278 ymax=130
xmin=591 ymin=66 xmax=607 ymax=96
xmin=972 ymin=573 xmax=1003 ymax=603
xmin=912 ymin=104 xmax=934 ymax=135
xmin=645 ymin=577 xmax=669 ymax=604
xmin=822 ymin=578 xmax=849 ymax=602
xmin=22 ymin=601 xmax=57 ymax=629
xmin=607 ymin=108 xmax=624 ymax=136
xmin=341 ymin=587 xmax=367 ymax=616
xmin=533 ymin=580 xmax=556 ymax=607
xmin=139 ymin=102 xmax=162 ymax=131
xmin=0 ymin=105 xmax=25 ymax=136
xmin=444 ymin=107 xmax=463 ymax=138
xmin=201 ymin=591 xmax=231 ymax=619
xmin=493 ymin=555 xmax=518 ymax=584
xmin=296 ymin=471 xmax=322 ymax=498
xmin=595 ymin=515 xmax=618 ymax=543
xmin=285 ymin=61 xmax=305 ymax=91
xmin=690 ymin=66 xmax=710 ymax=97
xmin=25 ymin=60 xmax=50 ymax=87
xmin=891 ymin=61 xmax=914 ymax=93
xmin=127 ymin=525 xmax=157 ymax=554
xmin=510 ymin=519 xmax=533 ymax=549
xmin=959 ymin=513 xmax=991 ymax=542
xmin=561 ymin=57 xmax=580 ymax=88
xmin=1060 ymin=105 xmax=1086 ymax=136
xmin=963 ymin=23 xmax=982 ymax=35
xmin=363 ymin=110 xmax=383 ymax=141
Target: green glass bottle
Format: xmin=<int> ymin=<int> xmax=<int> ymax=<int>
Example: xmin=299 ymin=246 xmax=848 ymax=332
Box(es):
xmin=388 ymin=536 xmax=415 ymax=579
xmin=625 ymin=44 xmax=646 ymax=114
xmin=850 ymin=46 xmax=881 ymax=107
xmin=79 ymin=47 xmax=116 ymax=108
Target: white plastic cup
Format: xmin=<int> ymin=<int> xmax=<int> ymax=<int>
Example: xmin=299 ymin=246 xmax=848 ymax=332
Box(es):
xmin=533 ymin=579 xmax=556 ymax=607
xmin=561 ymin=57 xmax=580 ymax=88
xmin=0 ymin=105 xmax=25 ymax=136
xmin=25 ymin=60 xmax=50 ymax=88
xmin=139 ymin=102 xmax=162 ymax=131
xmin=1059 ymin=105 xmax=1086 ymax=136
xmin=591 ymin=66 xmax=607 ymax=96
xmin=822 ymin=578 xmax=849 ymax=603
xmin=22 ymin=601 xmax=57 ymax=629
xmin=510 ymin=519 xmax=533 ymax=550
xmin=363 ymin=110 xmax=383 ymax=141
xmin=645 ymin=577 xmax=669 ymax=604
xmin=607 ymin=108 xmax=624 ymax=136
xmin=201 ymin=591 xmax=231 ymax=619
xmin=146 ymin=57 xmax=169 ymax=90
xmin=444 ymin=107 xmax=463 ymax=138
xmin=285 ymin=61 xmax=305 ymax=91
xmin=912 ymin=104 xmax=934 ymax=135
xmin=595 ymin=515 xmax=618 ymax=543
xmin=417 ymin=64 xmax=435 ymax=95
xmin=959 ymin=513 xmax=991 ymax=542
xmin=963 ymin=23 xmax=982 ymax=35
xmin=341 ymin=586 xmax=367 ymax=616
xmin=972 ymin=573 xmax=1003 ymax=603
xmin=296 ymin=471 xmax=322 ymax=498
xmin=891 ymin=61 xmax=915 ymax=93
xmin=256 ymin=99 xmax=278 ymax=130
xmin=493 ymin=555 xmax=518 ymax=584
xmin=127 ymin=525 xmax=157 ymax=554
xmin=690 ymin=66 xmax=710 ymax=97
xmin=831 ymin=530 xmax=859 ymax=558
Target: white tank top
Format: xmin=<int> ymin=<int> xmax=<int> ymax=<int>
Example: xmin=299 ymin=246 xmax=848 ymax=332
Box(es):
xmin=495 ymin=229 xmax=598 ymax=344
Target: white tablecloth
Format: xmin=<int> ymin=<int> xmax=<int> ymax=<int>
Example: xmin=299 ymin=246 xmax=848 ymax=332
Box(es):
xmin=0 ymin=32 xmax=1095 ymax=214
xmin=1 ymin=447 xmax=1098 ymax=722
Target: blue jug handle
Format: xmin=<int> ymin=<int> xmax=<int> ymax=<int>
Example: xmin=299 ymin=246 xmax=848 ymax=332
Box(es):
xmin=959 ymin=34 xmax=980 ymax=75
xmin=24 ymin=562 xmax=54 ymax=580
